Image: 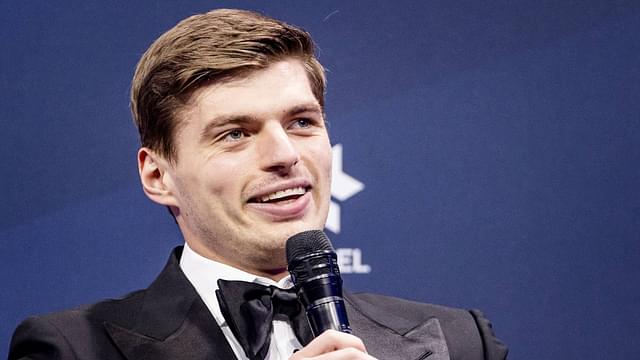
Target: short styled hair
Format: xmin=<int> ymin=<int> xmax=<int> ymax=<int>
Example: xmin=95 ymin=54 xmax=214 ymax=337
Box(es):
xmin=130 ymin=9 xmax=326 ymax=161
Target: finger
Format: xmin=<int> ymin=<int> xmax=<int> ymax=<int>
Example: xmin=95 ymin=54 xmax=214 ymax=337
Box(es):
xmin=310 ymin=347 xmax=378 ymax=360
xmin=291 ymin=330 xmax=367 ymax=359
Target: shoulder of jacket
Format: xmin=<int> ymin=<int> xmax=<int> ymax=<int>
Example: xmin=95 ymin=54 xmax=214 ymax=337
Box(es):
xmin=23 ymin=288 xmax=146 ymax=329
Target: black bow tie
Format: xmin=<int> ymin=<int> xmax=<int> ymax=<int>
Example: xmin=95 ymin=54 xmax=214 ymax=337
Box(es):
xmin=215 ymin=279 xmax=313 ymax=360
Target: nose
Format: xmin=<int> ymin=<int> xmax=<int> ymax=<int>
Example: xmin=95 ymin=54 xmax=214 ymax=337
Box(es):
xmin=258 ymin=122 xmax=300 ymax=174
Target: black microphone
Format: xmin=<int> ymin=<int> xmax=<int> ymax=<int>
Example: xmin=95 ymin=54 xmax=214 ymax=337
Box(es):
xmin=286 ymin=230 xmax=352 ymax=337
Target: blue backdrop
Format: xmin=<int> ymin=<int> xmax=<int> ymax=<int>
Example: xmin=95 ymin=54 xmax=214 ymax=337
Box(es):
xmin=2 ymin=1 xmax=639 ymax=359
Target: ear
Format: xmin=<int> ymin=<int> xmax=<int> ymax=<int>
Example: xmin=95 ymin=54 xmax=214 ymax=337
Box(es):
xmin=137 ymin=147 xmax=179 ymax=208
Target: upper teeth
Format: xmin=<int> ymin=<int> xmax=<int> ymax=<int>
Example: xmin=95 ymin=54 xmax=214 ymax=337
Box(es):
xmin=260 ymin=187 xmax=306 ymax=202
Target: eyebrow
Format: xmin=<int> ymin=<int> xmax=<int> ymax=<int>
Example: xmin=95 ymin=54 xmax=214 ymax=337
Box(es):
xmin=200 ymin=115 xmax=252 ymax=141
xmin=285 ymin=103 xmax=323 ymax=117
xmin=199 ymin=102 xmax=323 ymax=141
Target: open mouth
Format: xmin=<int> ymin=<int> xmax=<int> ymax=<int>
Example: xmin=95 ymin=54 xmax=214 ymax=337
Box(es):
xmin=249 ymin=186 xmax=310 ymax=204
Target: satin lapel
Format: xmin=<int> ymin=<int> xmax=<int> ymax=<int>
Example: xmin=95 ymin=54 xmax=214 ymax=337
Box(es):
xmin=104 ymin=247 xmax=236 ymax=360
xmin=104 ymin=299 xmax=235 ymax=360
xmin=345 ymin=294 xmax=450 ymax=360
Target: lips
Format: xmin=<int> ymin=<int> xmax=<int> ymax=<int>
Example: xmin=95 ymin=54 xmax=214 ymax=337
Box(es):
xmin=247 ymin=182 xmax=312 ymax=220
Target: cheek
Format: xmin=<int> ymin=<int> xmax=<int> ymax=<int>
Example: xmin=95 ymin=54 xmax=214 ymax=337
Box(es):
xmin=306 ymin=139 xmax=333 ymax=185
xmin=318 ymin=141 xmax=333 ymax=177
xmin=177 ymin=155 xmax=245 ymax=201
xmin=204 ymin=158 xmax=248 ymax=198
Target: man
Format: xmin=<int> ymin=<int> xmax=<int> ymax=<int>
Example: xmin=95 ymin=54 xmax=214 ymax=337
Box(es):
xmin=9 ymin=9 xmax=507 ymax=360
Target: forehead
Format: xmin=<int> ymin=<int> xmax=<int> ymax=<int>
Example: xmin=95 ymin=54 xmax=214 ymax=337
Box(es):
xmin=184 ymin=60 xmax=319 ymax=124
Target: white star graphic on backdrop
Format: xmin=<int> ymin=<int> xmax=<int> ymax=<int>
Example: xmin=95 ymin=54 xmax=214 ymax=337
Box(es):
xmin=326 ymin=144 xmax=364 ymax=233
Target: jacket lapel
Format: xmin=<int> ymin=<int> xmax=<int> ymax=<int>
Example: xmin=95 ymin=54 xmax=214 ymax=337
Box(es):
xmin=346 ymin=293 xmax=450 ymax=360
xmin=104 ymin=247 xmax=236 ymax=360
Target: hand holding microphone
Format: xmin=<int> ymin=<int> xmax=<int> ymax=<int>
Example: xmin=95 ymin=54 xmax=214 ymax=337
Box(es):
xmin=289 ymin=330 xmax=375 ymax=360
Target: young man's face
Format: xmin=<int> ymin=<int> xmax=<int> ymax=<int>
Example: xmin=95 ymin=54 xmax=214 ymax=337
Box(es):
xmin=160 ymin=59 xmax=332 ymax=274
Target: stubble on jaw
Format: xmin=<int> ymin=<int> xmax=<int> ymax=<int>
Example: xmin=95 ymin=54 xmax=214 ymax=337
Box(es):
xmin=176 ymin=185 xmax=291 ymax=276
xmin=204 ymin=234 xmax=290 ymax=279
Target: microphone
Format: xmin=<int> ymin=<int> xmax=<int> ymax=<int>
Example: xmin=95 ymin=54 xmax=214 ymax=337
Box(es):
xmin=286 ymin=230 xmax=352 ymax=337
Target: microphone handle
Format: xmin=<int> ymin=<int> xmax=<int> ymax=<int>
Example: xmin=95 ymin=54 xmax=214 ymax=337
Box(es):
xmin=306 ymin=297 xmax=352 ymax=335
xmin=298 ymin=274 xmax=352 ymax=336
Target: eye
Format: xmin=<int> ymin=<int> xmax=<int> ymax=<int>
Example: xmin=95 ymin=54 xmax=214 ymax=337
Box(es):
xmin=223 ymin=129 xmax=246 ymax=141
xmin=291 ymin=118 xmax=313 ymax=129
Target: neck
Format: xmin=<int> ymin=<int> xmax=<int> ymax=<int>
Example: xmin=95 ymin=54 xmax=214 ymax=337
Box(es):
xmin=185 ymin=240 xmax=290 ymax=281
xmin=259 ymin=267 xmax=289 ymax=281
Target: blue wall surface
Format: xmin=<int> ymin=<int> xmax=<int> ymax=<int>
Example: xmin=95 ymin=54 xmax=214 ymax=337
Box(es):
xmin=2 ymin=1 xmax=639 ymax=358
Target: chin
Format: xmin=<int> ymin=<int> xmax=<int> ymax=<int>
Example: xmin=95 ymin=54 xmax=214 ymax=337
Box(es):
xmin=252 ymin=218 xmax=325 ymax=249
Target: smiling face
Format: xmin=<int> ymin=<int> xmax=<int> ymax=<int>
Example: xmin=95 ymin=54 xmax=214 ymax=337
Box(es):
xmin=141 ymin=59 xmax=332 ymax=277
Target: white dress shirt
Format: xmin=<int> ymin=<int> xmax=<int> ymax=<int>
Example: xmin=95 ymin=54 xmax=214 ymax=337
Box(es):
xmin=180 ymin=243 xmax=303 ymax=360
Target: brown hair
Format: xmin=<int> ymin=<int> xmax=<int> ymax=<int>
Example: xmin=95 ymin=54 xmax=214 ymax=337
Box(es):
xmin=130 ymin=9 xmax=326 ymax=161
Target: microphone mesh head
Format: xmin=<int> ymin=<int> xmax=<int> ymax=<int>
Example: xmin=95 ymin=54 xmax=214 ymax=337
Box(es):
xmin=286 ymin=230 xmax=334 ymax=263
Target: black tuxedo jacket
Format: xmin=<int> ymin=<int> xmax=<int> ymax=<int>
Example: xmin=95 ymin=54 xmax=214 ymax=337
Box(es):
xmin=9 ymin=247 xmax=508 ymax=360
